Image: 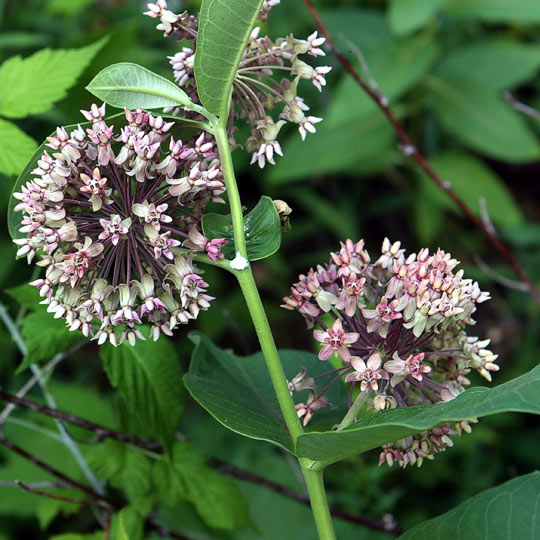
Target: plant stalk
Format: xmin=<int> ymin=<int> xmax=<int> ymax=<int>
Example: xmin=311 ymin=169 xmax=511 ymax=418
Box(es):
xmin=213 ymin=121 xmax=336 ymax=539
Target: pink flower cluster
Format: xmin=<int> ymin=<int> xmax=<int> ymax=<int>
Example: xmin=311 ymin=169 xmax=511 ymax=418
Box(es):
xmin=13 ymin=105 xmax=228 ymax=346
xmin=283 ymin=238 xmax=496 ymax=467
xmin=145 ymin=0 xmax=331 ymax=168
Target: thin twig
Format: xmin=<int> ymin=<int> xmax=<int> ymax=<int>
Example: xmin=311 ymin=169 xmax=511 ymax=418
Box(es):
xmin=0 ymin=389 xmax=402 ymax=536
xmin=302 ymin=0 xmax=540 ymax=304
xmin=504 ymin=92 xmax=540 ymax=122
xmin=16 ymin=480 xmax=103 ymax=507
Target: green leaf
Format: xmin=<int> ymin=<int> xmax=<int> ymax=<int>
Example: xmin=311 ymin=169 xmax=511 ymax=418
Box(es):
xmin=319 ymin=8 xmax=391 ymax=51
xmin=195 ymin=0 xmax=263 ymax=116
xmin=184 ymin=333 xmax=347 ymax=453
xmin=435 ymin=40 xmax=540 ymax=92
xmin=47 ymin=0 xmax=96 ymax=16
xmin=296 ymin=363 xmax=540 ymax=464
xmin=444 ymin=0 xmax=540 ymax=23
xmin=398 ymin=472 xmax=540 ymax=540
xmin=418 ymin=152 xmax=524 ymax=228
xmin=154 ymin=442 xmax=252 ymax=530
xmin=426 ymin=76 xmax=540 ymax=162
xmin=110 ymin=507 xmax=143 ymax=540
xmin=87 ymin=440 xmax=151 ymax=501
xmin=37 ymin=489 xmax=82 ymax=530
xmin=100 ymin=336 xmax=185 ymax=448
xmin=86 ymin=62 xmax=192 ymax=110
xmin=49 ymin=534 xmax=103 ymax=540
xmin=0 ymin=118 xmax=37 ymax=176
xmin=202 ymin=196 xmax=281 ymax=261
xmin=388 ymin=0 xmax=444 ymax=36
xmin=19 ymin=310 xmax=80 ymax=372
xmin=6 ymin=283 xmax=44 ymax=310
xmin=0 ymin=37 xmax=107 ymax=119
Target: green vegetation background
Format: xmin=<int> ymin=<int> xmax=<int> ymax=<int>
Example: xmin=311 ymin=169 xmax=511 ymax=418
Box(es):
xmin=0 ymin=0 xmax=539 ymax=538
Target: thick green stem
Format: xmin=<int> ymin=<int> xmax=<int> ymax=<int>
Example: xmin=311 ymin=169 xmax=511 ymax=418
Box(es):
xmin=212 ymin=121 xmax=336 ymax=539
xmin=301 ymin=464 xmax=337 ymax=540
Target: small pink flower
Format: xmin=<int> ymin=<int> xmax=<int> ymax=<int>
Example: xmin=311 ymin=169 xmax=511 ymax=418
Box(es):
xmin=345 ymin=353 xmax=387 ymax=392
xmin=313 ymin=318 xmax=359 ymax=362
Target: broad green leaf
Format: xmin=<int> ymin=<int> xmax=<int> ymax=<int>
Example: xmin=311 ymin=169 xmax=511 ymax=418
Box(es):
xmin=0 ymin=37 xmax=107 ymax=118
xmin=110 ymin=507 xmax=143 ymax=540
xmin=435 ymin=40 xmax=540 ymax=92
xmin=0 ymin=119 xmax=37 ymax=176
xmin=296 ymin=363 xmax=540 ymax=464
xmin=195 ymin=0 xmax=263 ymax=116
xmin=426 ymin=76 xmax=540 ymax=162
xmin=154 ymin=442 xmax=252 ymax=530
xmin=320 ymin=8 xmax=391 ymax=51
xmin=6 ymin=283 xmax=44 ymax=310
xmin=398 ymin=472 xmax=540 ymax=540
xmin=184 ymin=333 xmax=347 ymax=452
xmin=87 ymin=440 xmax=151 ymax=501
xmin=389 ymin=0 xmax=444 ymax=36
xmin=0 ymin=32 xmax=50 ymax=50
xmin=202 ymin=196 xmax=281 ymax=261
xmin=86 ymin=62 xmax=192 ymax=110
xmin=101 ymin=336 xmax=185 ymax=448
xmin=19 ymin=310 xmax=80 ymax=372
xmin=444 ymin=0 xmax=540 ymax=23
xmin=37 ymin=489 xmax=82 ymax=530
xmin=418 ymin=152 xmax=524 ymax=228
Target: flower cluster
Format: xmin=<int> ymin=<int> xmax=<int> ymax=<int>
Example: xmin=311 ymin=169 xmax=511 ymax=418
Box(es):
xmin=283 ymin=238 xmax=496 ymax=467
xmin=145 ymin=0 xmax=331 ymax=168
xmin=13 ymin=105 xmax=228 ymax=346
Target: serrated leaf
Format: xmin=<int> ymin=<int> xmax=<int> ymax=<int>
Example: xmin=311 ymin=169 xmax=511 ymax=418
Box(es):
xmin=444 ymin=0 xmax=540 ymax=23
xmin=426 ymin=76 xmax=540 ymax=162
xmin=19 ymin=310 xmax=80 ymax=372
xmin=202 ymin=196 xmax=281 ymax=261
xmin=195 ymin=0 xmax=263 ymax=116
xmin=100 ymin=337 xmax=185 ymax=448
xmin=435 ymin=40 xmax=540 ymax=92
xmin=398 ymin=472 xmax=540 ymax=540
xmin=296 ymin=363 xmax=540 ymax=464
xmin=184 ymin=333 xmax=347 ymax=452
xmin=37 ymin=489 xmax=82 ymax=530
xmin=86 ymin=62 xmax=192 ymax=110
xmin=389 ymin=0 xmax=444 ymax=36
xmin=418 ymin=152 xmax=523 ymax=228
xmin=0 ymin=118 xmax=37 ymax=176
xmin=0 ymin=37 xmax=107 ymax=119
xmin=110 ymin=507 xmax=143 ymax=540
xmin=154 ymin=442 xmax=252 ymax=530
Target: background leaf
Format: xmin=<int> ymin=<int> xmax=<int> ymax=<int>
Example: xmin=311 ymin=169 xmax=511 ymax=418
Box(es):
xmin=0 ymin=37 xmax=107 ymax=118
xmin=426 ymin=76 xmax=540 ymax=162
xmin=398 ymin=472 xmax=540 ymax=539
xmin=296 ymin=363 xmax=540 ymax=464
xmin=154 ymin=442 xmax=252 ymax=530
xmin=86 ymin=63 xmax=191 ymax=110
xmin=195 ymin=0 xmax=263 ymax=116
xmin=0 ymin=118 xmax=37 ymax=176
xmin=202 ymin=196 xmax=281 ymax=261
xmin=100 ymin=336 xmax=185 ymax=448
xmin=444 ymin=0 xmax=540 ymax=23
xmin=388 ymin=0 xmax=444 ymax=36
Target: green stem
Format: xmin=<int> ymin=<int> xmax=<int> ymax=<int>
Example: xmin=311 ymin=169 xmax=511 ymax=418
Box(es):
xmin=337 ymin=390 xmax=369 ymax=431
xmin=212 ymin=121 xmax=336 ymax=540
xmin=301 ymin=464 xmax=337 ymax=540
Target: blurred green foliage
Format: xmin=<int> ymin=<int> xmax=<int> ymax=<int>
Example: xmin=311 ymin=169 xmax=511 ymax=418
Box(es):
xmin=0 ymin=0 xmax=539 ymax=538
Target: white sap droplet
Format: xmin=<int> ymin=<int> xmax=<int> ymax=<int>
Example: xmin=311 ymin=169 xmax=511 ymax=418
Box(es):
xmin=230 ymin=252 xmax=249 ymax=270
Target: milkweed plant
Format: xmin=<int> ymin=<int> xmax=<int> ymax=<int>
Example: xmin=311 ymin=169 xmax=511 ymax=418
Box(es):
xmin=5 ymin=1 xmax=539 ymax=539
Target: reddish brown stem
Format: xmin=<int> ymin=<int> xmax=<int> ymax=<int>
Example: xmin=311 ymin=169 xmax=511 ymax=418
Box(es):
xmin=302 ymin=0 xmax=540 ymax=304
